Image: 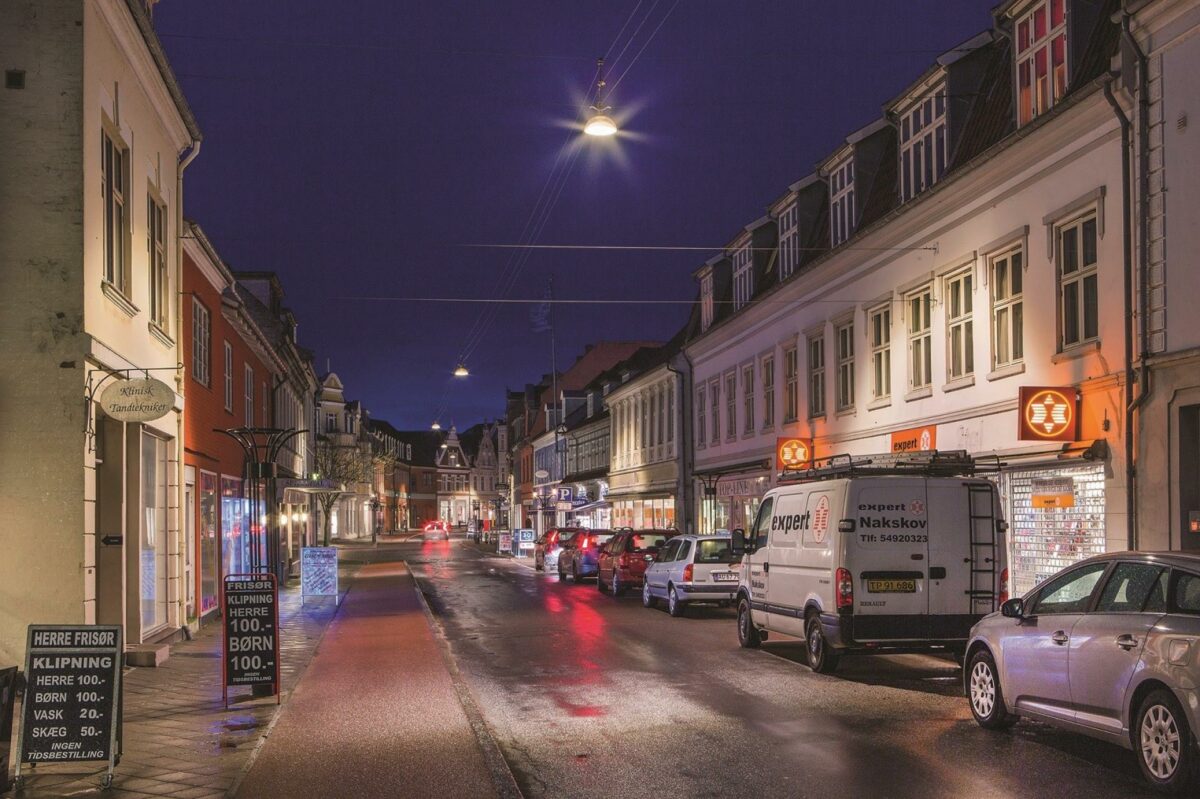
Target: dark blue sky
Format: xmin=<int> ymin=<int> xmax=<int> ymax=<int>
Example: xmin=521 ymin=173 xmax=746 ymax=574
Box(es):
xmin=156 ymin=1 xmax=997 ymax=430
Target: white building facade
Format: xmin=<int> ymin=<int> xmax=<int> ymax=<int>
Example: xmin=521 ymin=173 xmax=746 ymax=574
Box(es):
xmin=687 ymin=6 xmax=1134 ymax=596
xmin=607 ymin=363 xmax=683 ymax=530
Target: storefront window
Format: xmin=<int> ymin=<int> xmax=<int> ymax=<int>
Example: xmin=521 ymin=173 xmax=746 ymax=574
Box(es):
xmin=221 ymin=476 xmax=248 ymax=577
xmin=1001 ymin=463 xmax=1106 ymax=596
xmin=199 ymin=472 xmax=219 ymax=614
xmin=140 ymin=433 xmax=168 ymax=634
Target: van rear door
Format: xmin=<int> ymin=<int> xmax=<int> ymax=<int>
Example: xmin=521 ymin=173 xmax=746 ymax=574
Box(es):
xmin=847 ymin=477 xmax=929 ymax=641
xmin=926 ymin=479 xmax=1002 ymax=640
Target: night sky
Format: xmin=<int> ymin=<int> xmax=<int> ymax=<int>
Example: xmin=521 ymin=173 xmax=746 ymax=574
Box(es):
xmin=155 ymin=1 xmax=997 ymax=430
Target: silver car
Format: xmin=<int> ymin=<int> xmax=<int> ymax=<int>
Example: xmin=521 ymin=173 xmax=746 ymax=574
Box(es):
xmin=641 ymin=534 xmax=740 ymax=617
xmin=965 ymin=551 xmax=1200 ymax=794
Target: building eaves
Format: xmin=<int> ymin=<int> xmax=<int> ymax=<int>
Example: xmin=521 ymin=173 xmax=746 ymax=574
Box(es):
xmin=124 ymin=0 xmax=201 ymax=141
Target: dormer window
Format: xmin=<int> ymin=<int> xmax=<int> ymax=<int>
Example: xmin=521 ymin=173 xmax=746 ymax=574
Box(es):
xmin=700 ymin=272 xmax=714 ymax=331
xmin=899 ymin=84 xmax=947 ymax=201
xmin=829 ymin=158 xmax=855 ymax=247
xmin=732 ymin=243 xmax=753 ymax=310
xmin=777 ymin=203 xmax=799 ymax=280
xmin=1016 ymin=0 xmax=1067 ymax=125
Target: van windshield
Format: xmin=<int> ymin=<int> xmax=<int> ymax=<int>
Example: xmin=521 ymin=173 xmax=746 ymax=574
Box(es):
xmin=694 ymin=539 xmax=737 ymax=564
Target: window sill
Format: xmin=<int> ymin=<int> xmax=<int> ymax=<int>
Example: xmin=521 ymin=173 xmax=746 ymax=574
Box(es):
xmin=1052 ymin=340 xmax=1100 ymax=363
xmin=905 ymin=386 xmax=933 ymax=402
xmin=942 ymin=375 xmax=975 ymax=393
xmin=102 ymin=281 xmax=139 ymax=318
xmin=741 ymin=431 xmax=757 ymax=440
xmin=986 ymin=362 xmax=1026 ymax=382
xmin=866 ymin=397 xmax=891 ymax=411
xmin=760 ymin=423 xmax=776 ymax=434
xmin=148 ymin=322 xmax=175 ymax=348
xmin=808 ymin=413 xmax=826 ymax=422
xmin=835 ymin=406 xmax=857 ymax=418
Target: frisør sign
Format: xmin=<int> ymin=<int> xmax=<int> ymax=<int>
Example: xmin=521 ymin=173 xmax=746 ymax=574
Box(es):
xmin=222 ymin=574 xmax=280 ymax=703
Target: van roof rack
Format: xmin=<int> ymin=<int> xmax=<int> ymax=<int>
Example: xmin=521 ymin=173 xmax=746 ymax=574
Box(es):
xmin=778 ymin=450 xmax=1004 ymax=483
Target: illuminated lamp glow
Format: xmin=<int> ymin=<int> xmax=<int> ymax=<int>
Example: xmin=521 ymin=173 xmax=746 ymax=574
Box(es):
xmin=584 ymin=114 xmax=617 ymax=137
xmin=453 ymin=363 xmax=470 ymax=378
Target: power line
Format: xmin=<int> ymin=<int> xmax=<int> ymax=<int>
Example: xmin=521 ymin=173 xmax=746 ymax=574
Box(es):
xmin=608 ymin=0 xmax=681 ymax=95
xmin=461 ymin=243 xmax=939 ymax=253
xmin=339 ymin=296 xmax=932 ymax=306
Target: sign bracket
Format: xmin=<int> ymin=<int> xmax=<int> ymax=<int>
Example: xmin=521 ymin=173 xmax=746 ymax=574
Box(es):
xmin=84 ymin=364 xmax=182 ymax=452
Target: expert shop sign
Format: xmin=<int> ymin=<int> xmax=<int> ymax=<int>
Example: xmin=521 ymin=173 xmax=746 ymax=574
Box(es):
xmin=223 ymin=575 xmax=280 ymax=695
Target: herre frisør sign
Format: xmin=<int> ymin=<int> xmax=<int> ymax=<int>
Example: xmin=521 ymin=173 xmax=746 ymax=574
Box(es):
xmin=14 ymin=625 xmax=123 ymax=787
xmin=222 ymin=574 xmax=280 ymax=703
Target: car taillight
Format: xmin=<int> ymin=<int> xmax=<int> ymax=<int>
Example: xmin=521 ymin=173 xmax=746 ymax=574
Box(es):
xmin=618 ymin=553 xmax=629 ymax=566
xmin=683 ymin=564 xmax=693 ymax=582
xmin=581 ymin=536 xmax=590 ymax=550
xmin=999 ymin=567 xmax=1009 ymax=605
xmin=836 ymin=567 xmax=854 ymax=609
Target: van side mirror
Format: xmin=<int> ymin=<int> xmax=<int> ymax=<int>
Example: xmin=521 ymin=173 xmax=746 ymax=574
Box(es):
xmin=1001 ymin=598 xmax=1024 ymax=619
xmin=730 ymin=528 xmax=748 ymax=556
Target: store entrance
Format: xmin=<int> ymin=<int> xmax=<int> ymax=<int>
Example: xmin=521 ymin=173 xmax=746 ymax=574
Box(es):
xmin=1180 ymin=405 xmax=1200 ymax=551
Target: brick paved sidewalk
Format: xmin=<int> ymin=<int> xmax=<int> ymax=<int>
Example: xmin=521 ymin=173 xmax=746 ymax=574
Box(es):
xmin=2 ymin=563 xmax=356 ymax=799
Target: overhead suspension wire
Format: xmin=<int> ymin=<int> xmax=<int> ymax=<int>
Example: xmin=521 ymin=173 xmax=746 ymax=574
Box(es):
xmin=342 ymin=296 xmax=938 ymax=307
xmin=460 ymin=243 xmax=939 ymax=253
xmin=606 ymin=0 xmax=681 ymax=94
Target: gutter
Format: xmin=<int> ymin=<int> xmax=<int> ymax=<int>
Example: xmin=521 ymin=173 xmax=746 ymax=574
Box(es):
xmin=1102 ymin=77 xmax=1136 ymax=552
xmin=666 ymin=351 xmax=695 ymax=534
xmin=175 ymin=138 xmax=200 ymax=633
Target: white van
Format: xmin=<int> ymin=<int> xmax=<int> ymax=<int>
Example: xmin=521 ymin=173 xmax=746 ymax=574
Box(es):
xmin=730 ymin=451 xmax=1008 ymax=673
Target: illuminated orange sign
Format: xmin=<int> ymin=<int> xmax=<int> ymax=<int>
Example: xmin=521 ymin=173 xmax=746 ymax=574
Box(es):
xmin=1018 ymin=386 xmax=1079 ymax=442
xmin=776 ymin=437 xmax=813 ymax=472
xmin=890 ymin=425 xmax=937 ymax=454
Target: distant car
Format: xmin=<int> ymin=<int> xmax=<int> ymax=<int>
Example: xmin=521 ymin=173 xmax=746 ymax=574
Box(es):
xmin=559 ymin=529 xmax=614 ymax=583
xmin=422 ymin=520 xmax=449 ymax=540
xmin=534 ymin=527 xmax=581 ymax=572
xmin=642 ymin=534 xmax=740 ymax=617
xmin=966 ymin=551 xmax=1200 ymax=794
xmin=596 ymin=530 xmax=675 ymax=595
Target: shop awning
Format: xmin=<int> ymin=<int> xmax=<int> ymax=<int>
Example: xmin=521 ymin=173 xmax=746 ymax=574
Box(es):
xmin=693 ymin=458 xmax=772 ymax=478
xmin=277 ymin=477 xmax=340 ymax=504
xmin=993 ymin=439 xmax=1108 ymax=465
xmin=570 ymin=500 xmax=611 ymax=514
xmin=562 ymin=467 xmax=608 ymax=484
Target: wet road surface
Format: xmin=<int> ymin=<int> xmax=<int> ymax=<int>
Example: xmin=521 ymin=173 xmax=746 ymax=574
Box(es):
xmin=390 ymin=540 xmax=1161 ymax=799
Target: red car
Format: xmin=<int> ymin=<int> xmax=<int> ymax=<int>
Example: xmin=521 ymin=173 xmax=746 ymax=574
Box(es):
xmin=596 ymin=530 xmax=676 ymax=595
xmin=422 ymin=520 xmax=450 ymax=540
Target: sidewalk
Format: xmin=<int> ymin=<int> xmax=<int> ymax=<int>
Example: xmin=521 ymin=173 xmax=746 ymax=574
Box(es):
xmin=234 ymin=562 xmax=505 ymax=799
xmin=3 ymin=565 xmax=353 ymax=799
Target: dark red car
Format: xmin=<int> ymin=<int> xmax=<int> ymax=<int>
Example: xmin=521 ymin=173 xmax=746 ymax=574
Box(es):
xmin=596 ymin=529 xmax=676 ymax=596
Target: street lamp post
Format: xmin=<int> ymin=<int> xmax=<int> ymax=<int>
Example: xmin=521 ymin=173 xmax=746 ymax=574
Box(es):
xmin=369 ymin=497 xmax=381 ymax=545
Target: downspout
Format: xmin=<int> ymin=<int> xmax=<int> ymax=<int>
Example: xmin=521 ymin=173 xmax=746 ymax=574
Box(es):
xmin=175 ymin=139 xmax=200 ymax=633
xmin=1122 ymin=9 xmax=1153 ymax=549
xmin=1102 ymin=77 xmax=1136 ymax=552
xmin=667 ymin=351 xmax=695 ymax=535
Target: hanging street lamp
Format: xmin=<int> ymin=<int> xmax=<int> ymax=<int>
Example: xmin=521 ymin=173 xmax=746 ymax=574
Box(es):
xmin=584 ymin=58 xmax=617 ymax=137
xmin=454 ymin=363 xmax=470 ymax=378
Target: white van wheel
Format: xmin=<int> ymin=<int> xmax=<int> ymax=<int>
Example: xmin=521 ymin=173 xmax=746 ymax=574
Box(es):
xmin=737 ymin=599 xmax=761 ymax=649
xmin=805 ymin=613 xmax=839 ymax=674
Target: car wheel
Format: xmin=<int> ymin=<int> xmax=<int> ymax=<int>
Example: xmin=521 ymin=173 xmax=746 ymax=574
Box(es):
xmin=1136 ymin=689 xmax=1196 ymax=793
xmin=967 ymin=649 xmax=1017 ymax=730
xmin=668 ymin=585 xmax=686 ymax=617
xmin=642 ymin=581 xmax=655 ymax=608
xmin=805 ymin=613 xmax=840 ymax=674
xmin=612 ymin=571 xmax=624 ymax=597
xmin=737 ymin=598 xmax=761 ymax=649
xmin=573 ymin=563 xmax=581 ymax=583
xmin=597 ymin=570 xmax=608 ymax=593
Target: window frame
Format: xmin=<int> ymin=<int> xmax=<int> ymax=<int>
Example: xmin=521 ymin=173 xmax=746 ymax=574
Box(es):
xmin=834 ymin=321 xmax=855 ymax=411
xmin=700 ymin=273 xmax=714 ymax=331
xmin=1015 ymin=0 xmax=1068 ymax=126
xmin=696 ymin=385 xmax=707 ymax=450
xmin=724 ymin=371 xmax=737 ymax=442
xmin=944 ymin=269 xmax=975 ymax=382
xmin=244 ymin=364 xmax=255 ymax=426
xmin=709 ymin=379 xmax=721 ymax=445
xmin=868 ymin=304 xmax=891 ymax=401
xmin=807 ymin=334 xmax=826 ymax=419
xmin=829 ymin=157 xmax=856 ymax=247
xmin=778 ymin=204 xmax=799 ymax=281
xmin=906 ymin=287 xmax=933 ymax=391
xmin=732 ymin=244 xmax=754 ymax=311
xmin=761 ymin=354 xmax=775 ymax=430
xmin=223 ymin=342 xmax=233 ymax=411
xmin=191 ymin=298 xmax=210 ymax=387
xmin=989 ymin=246 xmax=1025 ymax=370
xmin=101 ymin=127 xmax=131 ymax=297
xmin=147 ymin=192 xmax=169 ymax=330
xmin=1056 ymin=210 xmax=1100 ymax=351
xmin=898 ymin=82 xmax=948 ymax=202
xmin=783 ymin=345 xmax=799 ymax=423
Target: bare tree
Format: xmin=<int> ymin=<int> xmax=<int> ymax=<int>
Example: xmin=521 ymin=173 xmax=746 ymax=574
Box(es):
xmin=313 ymin=435 xmax=371 ymax=546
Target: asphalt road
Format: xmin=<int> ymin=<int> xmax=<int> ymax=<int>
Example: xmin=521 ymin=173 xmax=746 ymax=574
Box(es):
xmin=381 ymin=539 xmax=1164 ymax=799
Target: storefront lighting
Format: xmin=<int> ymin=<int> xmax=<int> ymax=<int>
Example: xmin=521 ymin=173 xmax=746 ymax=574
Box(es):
xmin=279 ymin=513 xmax=289 ymax=525
xmin=291 ymin=512 xmax=301 ymax=523
xmin=259 ymin=514 xmax=268 ymax=525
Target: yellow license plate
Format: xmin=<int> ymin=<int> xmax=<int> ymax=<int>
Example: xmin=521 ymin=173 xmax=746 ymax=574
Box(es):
xmin=867 ymin=579 xmax=916 ymax=593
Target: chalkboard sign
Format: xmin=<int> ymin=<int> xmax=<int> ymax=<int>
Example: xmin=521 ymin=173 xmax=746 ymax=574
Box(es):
xmin=222 ymin=574 xmax=279 ymax=703
xmin=15 ymin=625 xmax=122 ymax=786
xmin=300 ymin=547 xmax=338 ymax=600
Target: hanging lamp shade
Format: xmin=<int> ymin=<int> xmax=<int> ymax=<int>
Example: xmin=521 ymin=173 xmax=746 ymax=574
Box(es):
xmin=431 ymin=421 xmax=442 ymax=431
xmin=453 ymin=363 xmax=470 ymax=377
xmin=584 ymin=113 xmax=617 ymax=136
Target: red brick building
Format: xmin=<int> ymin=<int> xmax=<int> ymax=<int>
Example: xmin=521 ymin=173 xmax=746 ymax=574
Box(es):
xmin=182 ymin=224 xmax=281 ymax=623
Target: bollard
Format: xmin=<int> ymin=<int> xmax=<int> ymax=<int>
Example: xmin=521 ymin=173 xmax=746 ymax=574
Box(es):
xmin=0 ymin=666 xmax=19 ymax=793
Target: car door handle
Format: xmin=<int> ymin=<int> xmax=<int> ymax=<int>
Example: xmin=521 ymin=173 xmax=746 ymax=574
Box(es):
xmin=1051 ymin=631 xmax=1069 ymax=645
xmin=762 ymin=563 xmax=769 ymax=573
xmin=1115 ymin=634 xmax=1140 ymax=650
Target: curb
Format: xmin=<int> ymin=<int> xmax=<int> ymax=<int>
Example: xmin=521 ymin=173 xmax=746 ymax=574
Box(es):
xmin=226 ymin=566 xmax=358 ymax=799
xmin=408 ymin=564 xmax=524 ymax=799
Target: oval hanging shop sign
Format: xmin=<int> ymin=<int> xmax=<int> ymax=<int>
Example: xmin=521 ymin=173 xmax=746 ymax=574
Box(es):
xmin=99 ymin=377 xmax=175 ymax=423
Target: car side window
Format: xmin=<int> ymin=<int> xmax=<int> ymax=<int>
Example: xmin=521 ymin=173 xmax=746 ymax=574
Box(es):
xmin=675 ymin=541 xmax=692 ymax=562
xmin=1095 ymin=563 xmax=1167 ymax=613
xmin=751 ymin=498 xmax=774 ymax=550
xmin=1030 ymin=562 xmax=1109 ymax=615
xmin=1172 ymin=571 xmax=1200 ymax=614
xmin=658 ymin=540 xmax=680 ymax=562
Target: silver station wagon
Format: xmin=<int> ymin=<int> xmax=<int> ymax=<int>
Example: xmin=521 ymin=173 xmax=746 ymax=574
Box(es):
xmin=965 ymin=551 xmax=1200 ymax=794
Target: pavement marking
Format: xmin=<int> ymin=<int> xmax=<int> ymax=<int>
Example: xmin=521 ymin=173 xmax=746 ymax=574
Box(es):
xmin=409 ymin=562 xmax=525 ymax=799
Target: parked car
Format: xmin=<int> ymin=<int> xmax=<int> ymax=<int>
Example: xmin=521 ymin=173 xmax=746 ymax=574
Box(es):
xmin=642 ymin=534 xmax=740 ymax=617
xmin=422 ymin=520 xmax=449 ymax=540
xmin=966 ymin=551 xmax=1200 ymax=794
xmin=558 ymin=529 xmax=614 ymax=582
xmin=731 ymin=453 xmax=1008 ymax=673
xmin=596 ymin=530 xmax=675 ymax=595
xmin=534 ymin=527 xmax=581 ymax=573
